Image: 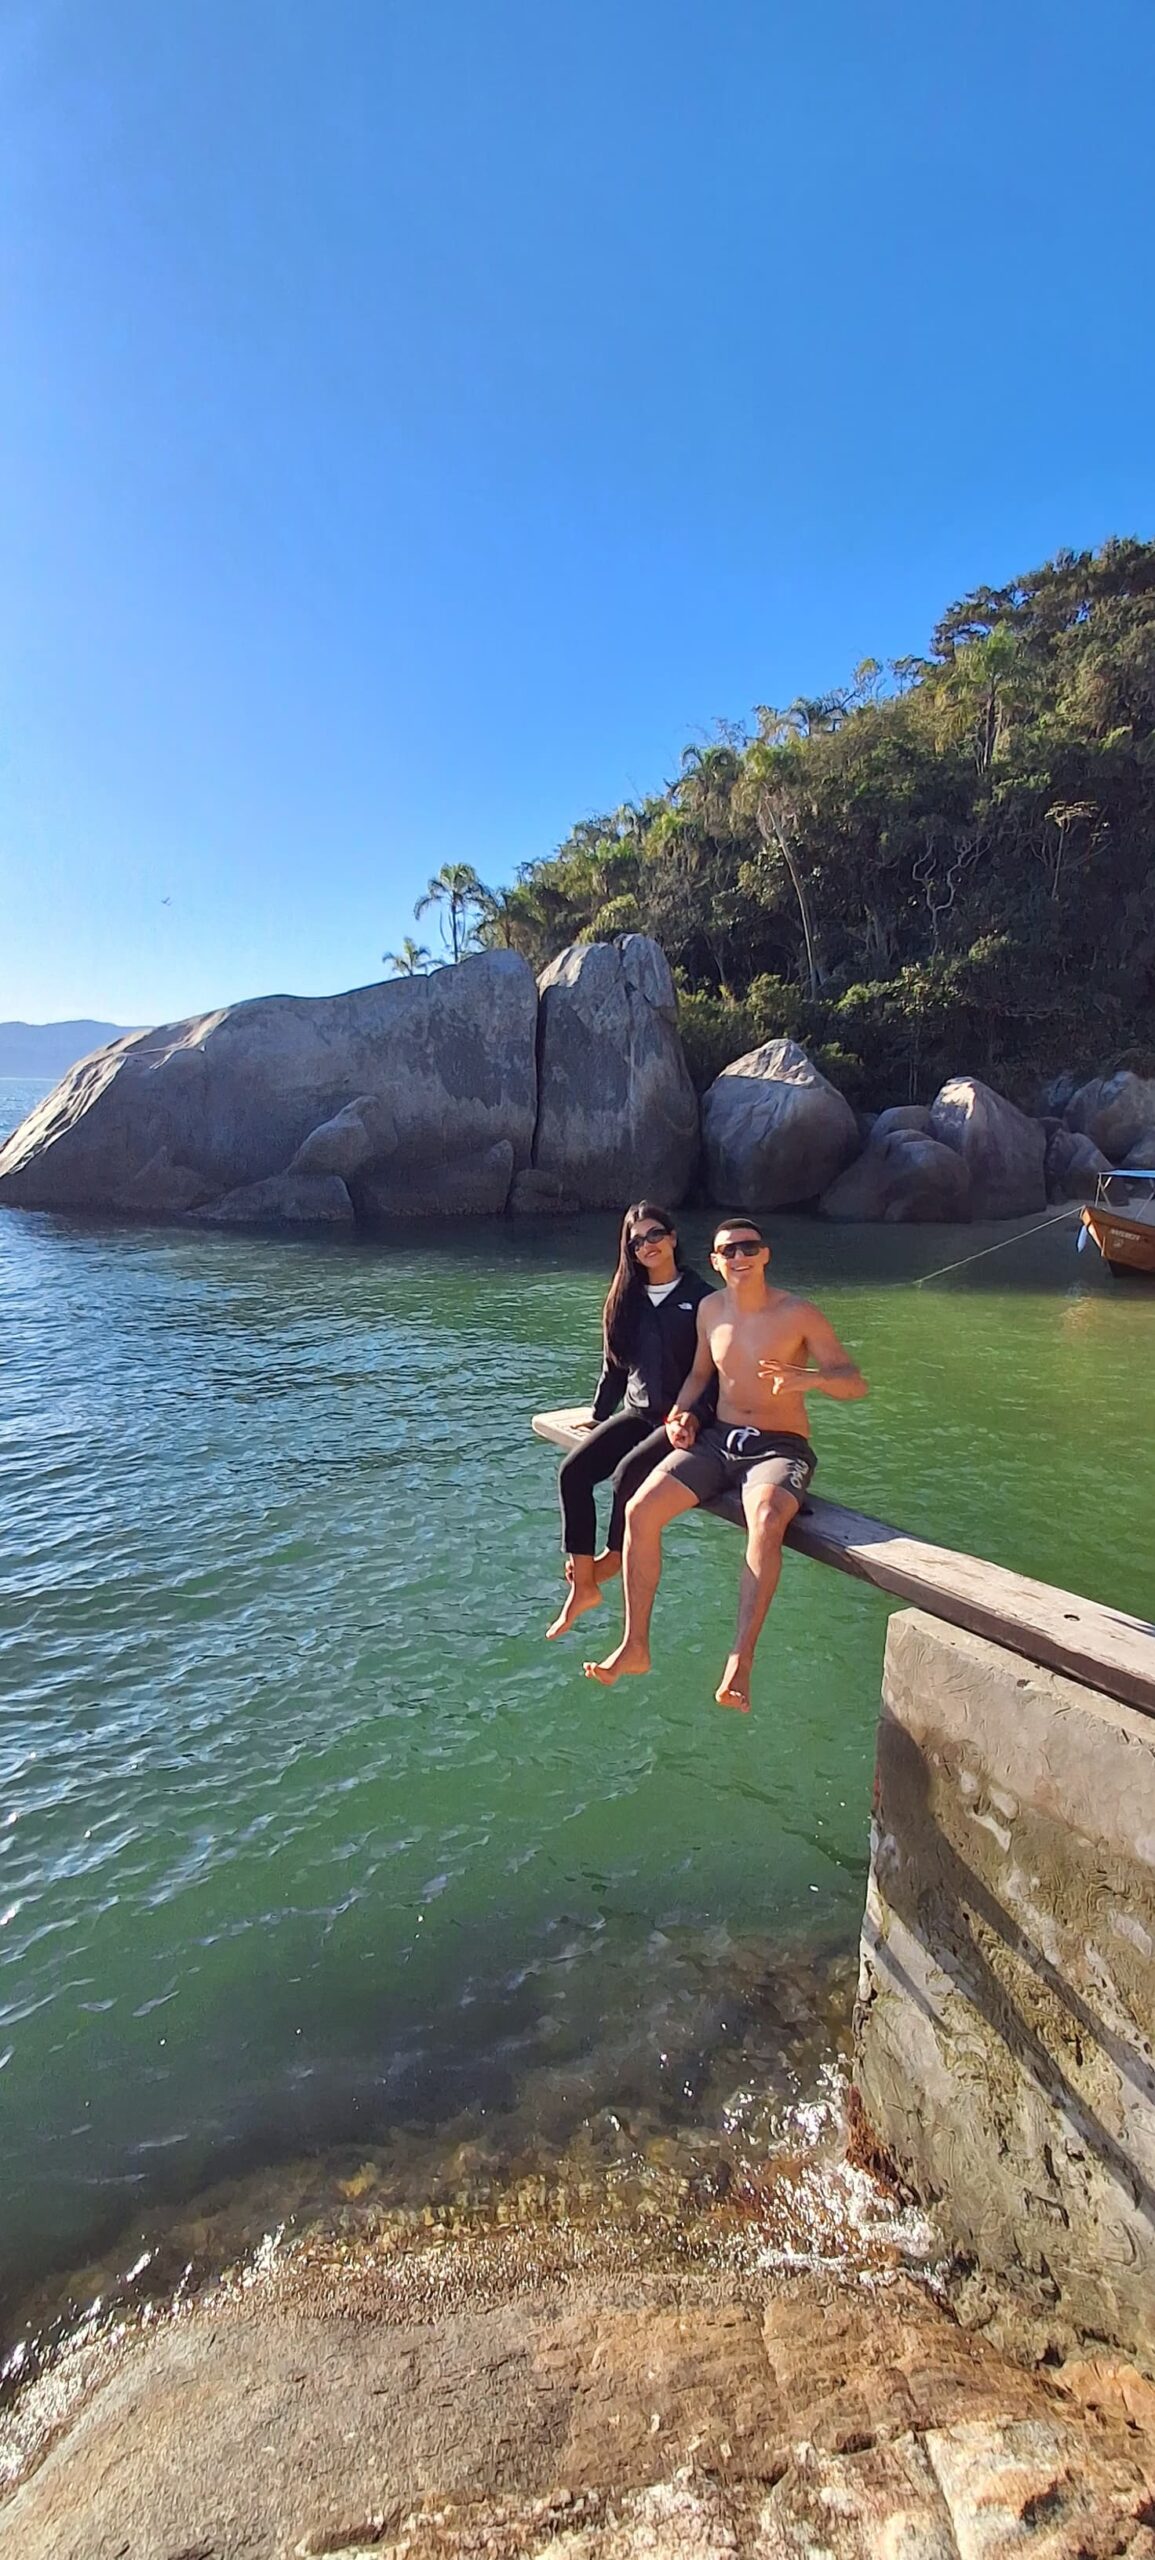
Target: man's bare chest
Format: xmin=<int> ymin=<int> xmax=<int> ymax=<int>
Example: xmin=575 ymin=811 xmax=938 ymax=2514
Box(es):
xmin=707 ymin=1302 xmax=805 ymax=1372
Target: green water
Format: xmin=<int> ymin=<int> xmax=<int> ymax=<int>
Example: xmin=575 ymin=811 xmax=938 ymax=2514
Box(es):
xmin=1 ymin=1076 xmax=1152 ymax=2337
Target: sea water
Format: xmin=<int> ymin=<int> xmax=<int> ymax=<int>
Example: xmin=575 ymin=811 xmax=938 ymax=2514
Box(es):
xmin=1 ymin=1073 xmax=1151 ymax=2340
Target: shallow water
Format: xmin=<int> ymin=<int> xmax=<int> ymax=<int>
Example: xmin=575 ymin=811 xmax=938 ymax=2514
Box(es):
xmin=1 ymin=1072 xmax=1151 ymax=2344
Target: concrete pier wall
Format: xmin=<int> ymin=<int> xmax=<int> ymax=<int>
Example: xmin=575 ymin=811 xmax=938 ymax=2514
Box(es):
xmin=855 ymin=1608 xmax=1155 ymax=2366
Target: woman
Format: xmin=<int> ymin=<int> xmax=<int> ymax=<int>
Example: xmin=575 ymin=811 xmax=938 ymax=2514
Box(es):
xmin=546 ymin=1202 xmax=713 ymax=1639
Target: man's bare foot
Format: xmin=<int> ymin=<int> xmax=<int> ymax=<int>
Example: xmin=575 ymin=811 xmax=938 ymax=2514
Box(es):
xmin=546 ymin=1583 xmax=602 ymax=1639
xmin=715 ymin=1653 xmax=752 ymax=1713
xmin=584 ymin=1638 xmax=651 ymax=1686
xmin=593 ymin=1549 xmax=622 ymax=1585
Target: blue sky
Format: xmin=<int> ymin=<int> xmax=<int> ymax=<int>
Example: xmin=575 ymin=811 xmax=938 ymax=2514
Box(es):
xmin=2 ymin=0 xmax=1152 ymax=1026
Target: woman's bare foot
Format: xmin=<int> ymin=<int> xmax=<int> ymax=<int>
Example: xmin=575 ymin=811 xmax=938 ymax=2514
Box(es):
xmin=715 ymin=1653 xmax=752 ymax=1713
xmin=546 ymin=1581 xmax=602 ymax=1639
xmin=593 ymin=1548 xmax=622 ymax=1585
xmin=584 ymin=1638 xmax=651 ymax=1686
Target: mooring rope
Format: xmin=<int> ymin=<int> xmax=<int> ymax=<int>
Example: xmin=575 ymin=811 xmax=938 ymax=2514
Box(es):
xmin=914 ymin=1203 xmax=1082 ymax=1288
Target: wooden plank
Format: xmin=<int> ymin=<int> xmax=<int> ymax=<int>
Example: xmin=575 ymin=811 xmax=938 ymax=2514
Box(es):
xmin=532 ymin=1409 xmax=1155 ymax=1719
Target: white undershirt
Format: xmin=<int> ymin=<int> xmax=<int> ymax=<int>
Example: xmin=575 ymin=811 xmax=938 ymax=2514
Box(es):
xmin=645 ymin=1278 xmax=680 ymax=1306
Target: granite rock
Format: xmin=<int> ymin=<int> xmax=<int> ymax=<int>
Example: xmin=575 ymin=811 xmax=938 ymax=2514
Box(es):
xmin=1065 ymin=1072 xmax=1155 ymax=1162
xmin=819 ymin=1130 xmax=972 ymax=1222
xmin=0 ymin=953 xmax=537 ymax=1219
xmin=355 ymin=1140 xmax=515 ymax=1219
xmin=194 ymin=1172 xmax=355 ymax=1225
xmin=532 ymin=938 xmax=699 ymax=1210
xmin=927 ymin=1078 xmax=1046 ymax=1217
xmin=701 ymin=1040 xmax=859 ymax=1210
xmin=1044 ymin=1125 xmax=1113 ymax=1201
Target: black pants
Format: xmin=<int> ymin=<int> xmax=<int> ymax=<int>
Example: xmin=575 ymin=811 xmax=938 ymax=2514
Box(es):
xmin=558 ymin=1410 xmax=671 ymax=1558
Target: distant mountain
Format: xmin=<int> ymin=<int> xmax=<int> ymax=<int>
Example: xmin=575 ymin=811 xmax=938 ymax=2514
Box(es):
xmin=0 ymin=1020 xmax=143 ymax=1077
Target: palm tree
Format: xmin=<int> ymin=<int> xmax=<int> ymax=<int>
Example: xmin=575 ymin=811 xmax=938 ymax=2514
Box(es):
xmin=414 ymin=863 xmax=487 ymax=964
xmin=383 ymin=936 xmax=433 ymax=976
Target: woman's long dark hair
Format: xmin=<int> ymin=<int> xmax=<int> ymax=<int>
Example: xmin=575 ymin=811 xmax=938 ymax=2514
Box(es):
xmin=602 ymin=1201 xmax=677 ymax=1366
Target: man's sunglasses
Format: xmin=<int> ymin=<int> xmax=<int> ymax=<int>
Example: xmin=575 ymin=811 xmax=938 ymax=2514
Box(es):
xmin=715 ymin=1238 xmax=763 ymax=1260
xmin=630 ymin=1226 xmax=669 ymax=1249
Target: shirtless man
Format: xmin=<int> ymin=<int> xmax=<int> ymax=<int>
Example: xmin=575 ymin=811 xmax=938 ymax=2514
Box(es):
xmin=584 ymin=1216 xmax=867 ymax=1711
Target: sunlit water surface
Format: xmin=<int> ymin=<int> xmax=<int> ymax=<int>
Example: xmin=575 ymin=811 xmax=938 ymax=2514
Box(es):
xmin=1 ymin=1073 xmax=1151 ymax=2353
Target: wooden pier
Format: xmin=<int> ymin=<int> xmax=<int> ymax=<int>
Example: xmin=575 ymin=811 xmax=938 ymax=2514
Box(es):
xmin=532 ymin=1407 xmax=1155 ymax=1718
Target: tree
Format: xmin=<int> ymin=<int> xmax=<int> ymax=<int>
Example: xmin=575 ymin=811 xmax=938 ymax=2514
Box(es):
xmin=383 ymin=936 xmax=433 ymax=976
xmin=738 ymin=734 xmax=826 ymax=999
xmin=414 ymin=863 xmax=487 ymax=963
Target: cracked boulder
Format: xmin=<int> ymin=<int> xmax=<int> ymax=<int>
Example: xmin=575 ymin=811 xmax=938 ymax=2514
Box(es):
xmin=0 ymin=953 xmax=537 ymax=1222
xmin=531 ymin=937 xmax=700 ymax=1209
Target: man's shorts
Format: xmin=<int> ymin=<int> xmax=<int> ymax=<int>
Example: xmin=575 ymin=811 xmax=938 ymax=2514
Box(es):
xmin=659 ymin=1423 xmax=816 ymax=1509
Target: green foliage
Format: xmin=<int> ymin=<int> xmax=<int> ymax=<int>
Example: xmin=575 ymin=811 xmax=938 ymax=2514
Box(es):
xmin=404 ymin=540 xmax=1155 ymax=1101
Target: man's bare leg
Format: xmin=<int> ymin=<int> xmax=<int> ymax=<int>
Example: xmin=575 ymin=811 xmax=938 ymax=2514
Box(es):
xmin=547 ymin=1555 xmax=602 ymax=1639
xmin=716 ymin=1487 xmax=798 ymax=1711
xmin=585 ymin=1475 xmax=699 ymax=1685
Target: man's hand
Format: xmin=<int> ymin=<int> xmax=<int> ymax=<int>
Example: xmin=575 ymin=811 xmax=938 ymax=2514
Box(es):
xmin=758 ymin=1357 xmax=866 ymax=1400
xmin=758 ymin=1360 xmax=811 ymax=1395
xmin=665 ymin=1405 xmax=698 ymax=1449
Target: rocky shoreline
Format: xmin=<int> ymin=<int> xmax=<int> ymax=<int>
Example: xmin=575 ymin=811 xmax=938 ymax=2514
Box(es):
xmin=4 ymin=2177 xmax=1155 ymax=2560
xmin=1 ymin=935 xmax=1151 ymax=1229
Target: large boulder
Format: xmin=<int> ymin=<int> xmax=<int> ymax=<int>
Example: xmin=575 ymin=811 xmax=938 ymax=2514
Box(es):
xmin=701 ymin=1039 xmax=858 ymax=1210
xmin=927 ymin=1078 xmax=1046 ymax=1218
xmin=1065 ymin=1072 xmax=1155 ymax=1162
xmin=0 ymin=954 xmax=538 ymax=1218
xmin=355 ymin=1140 xmax=514 ymax=1220
xmin=531 ymin=937 xmax=699 ymax=1209
xmin=1044 ymin=1125 xmax=1112 ymax=1202
xmin=819 ymin=1130 xmax=972 ymax=1223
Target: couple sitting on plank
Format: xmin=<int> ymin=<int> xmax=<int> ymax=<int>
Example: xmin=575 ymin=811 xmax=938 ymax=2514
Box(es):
xmin=547 ymin=1202 xmax=867 ymax=1712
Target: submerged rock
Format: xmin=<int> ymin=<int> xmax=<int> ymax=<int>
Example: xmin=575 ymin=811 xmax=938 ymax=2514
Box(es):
xmin=927 ymin=1078 xmax=1046 ymax=1218
xmin=701 ymin=1040 xmax=858 ymax=1209
xmin=0 ymin=954 xmax=538 ymax=1222
xmin=531 ymin=937 xmax=700 ymax=1209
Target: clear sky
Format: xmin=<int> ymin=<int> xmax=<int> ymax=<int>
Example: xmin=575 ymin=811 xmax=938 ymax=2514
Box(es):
xmin=2 ymin=0 xmax=1152 ymax=1027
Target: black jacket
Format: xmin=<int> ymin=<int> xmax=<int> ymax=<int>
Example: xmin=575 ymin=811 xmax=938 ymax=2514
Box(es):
xmin=590 ymin=1267 xmax=715 ymax=1424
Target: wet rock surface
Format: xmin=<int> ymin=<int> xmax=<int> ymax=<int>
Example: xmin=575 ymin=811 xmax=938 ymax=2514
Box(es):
xmin=3 ymin=2230 xmax=1153 ymax=2560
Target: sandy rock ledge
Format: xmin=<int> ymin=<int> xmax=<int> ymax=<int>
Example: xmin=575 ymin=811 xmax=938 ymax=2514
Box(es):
xmin=2 ymin=2226 xmax=1153 ymax=2560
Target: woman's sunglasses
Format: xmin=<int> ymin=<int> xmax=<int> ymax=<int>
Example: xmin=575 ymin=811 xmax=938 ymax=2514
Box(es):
xmin=630 ymin=1226 xmax=669 ymax=1249
xmin=715 ymin=1238 xmax=763 ymax=1260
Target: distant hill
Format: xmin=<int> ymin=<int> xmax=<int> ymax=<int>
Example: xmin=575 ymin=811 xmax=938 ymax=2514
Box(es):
xmin=0 ymin=1020 xmax=143 ymax=1076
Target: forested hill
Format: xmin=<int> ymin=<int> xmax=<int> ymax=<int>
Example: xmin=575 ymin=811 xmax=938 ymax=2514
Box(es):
xmin=479 ymin=539 xmax=1155 ymax=1105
